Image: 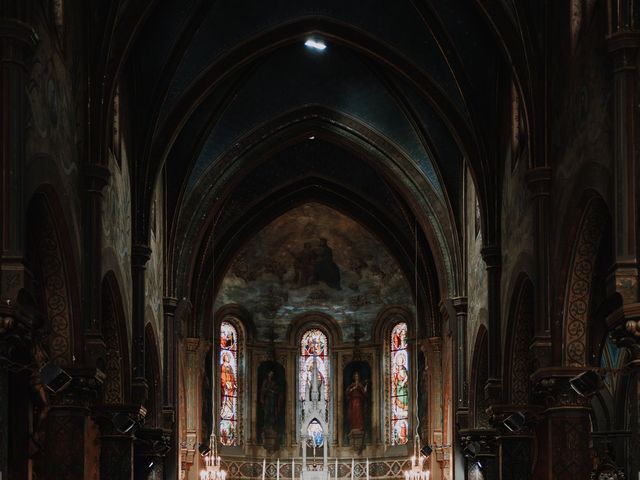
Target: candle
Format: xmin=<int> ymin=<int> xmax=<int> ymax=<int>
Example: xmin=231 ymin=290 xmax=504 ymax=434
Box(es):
xmin=292 ymin=458 xmax=295 ymax=480
xmin=262 ymin=459 xmax=266 ymax=480
xmin=335 ymin=458 xmax=338 ymax=480
xmin=351 ymin=458 xmax=354 ymax=480
xmin=366 ymin=459 xmax=369 ymax=480
xmin=277 ymin=459 xmax=281 ymax=480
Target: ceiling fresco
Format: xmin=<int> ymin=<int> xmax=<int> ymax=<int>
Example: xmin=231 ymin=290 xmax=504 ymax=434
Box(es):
xmin=214 ymin=203 xmax=414 ymax=341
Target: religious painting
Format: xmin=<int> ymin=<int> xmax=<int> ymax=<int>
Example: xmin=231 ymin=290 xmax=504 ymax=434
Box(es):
xmin=219 ymin=321 xmax=239 ymax=446
xmin=299 ymin=329 xmax=329 ymax=404
xmin=390 ymin=322 xmax=409 ymax=446
xmin=342 ymin=361 xmax=372 ymax=445
xmin=256 ymin=361 xmax=286 ymax=448
xmin=215 ymin=203 xmax=413 ymax=343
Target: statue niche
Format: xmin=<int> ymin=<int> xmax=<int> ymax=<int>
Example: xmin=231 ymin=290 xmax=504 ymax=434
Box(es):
xmin=257 ymin=361 xmax=285 ymax=452
xmin=343 ymin=361 xmax=371 ymax=453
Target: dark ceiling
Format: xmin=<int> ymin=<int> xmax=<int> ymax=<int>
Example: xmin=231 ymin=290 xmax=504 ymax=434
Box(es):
xmin=114 ymin=0 xmax=526 ymax=316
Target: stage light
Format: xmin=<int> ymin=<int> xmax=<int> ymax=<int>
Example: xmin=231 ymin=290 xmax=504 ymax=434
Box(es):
xmin=569 ymin=370 xmax=603 ymax=397
xmin=462 ymin=441 xmax=481 ymax=458
xmin=112 ymin=412 xmax=137 ymax=434
xmin=199 ymin=442 xmax=212 ymax=457
xmin=304 ymin=38 xmax=327 ymax=51
xmin=420 ymin=445 xmax=432 ymax=458
xmin=40 ymin=362 xmax=72 ymax=393
xmin=503 ymin=412 xmax=526 ymax=432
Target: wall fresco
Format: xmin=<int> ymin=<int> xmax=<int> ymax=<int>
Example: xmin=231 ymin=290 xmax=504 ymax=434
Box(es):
xmin=215 ymin=203 xmax=413 ymax=340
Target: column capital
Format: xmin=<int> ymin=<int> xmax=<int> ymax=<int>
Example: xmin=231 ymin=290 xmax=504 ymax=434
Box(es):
xmin=526 ymin=166 xmax=552 ymax=199
xmin=52 ymin=365 xmax=106 ymax=409
xmin=93 ymin=403 xmax=147 ymax=437
xmin=84 ymin=164 xmax=111 ymax=193
xmin=607 ymin=31 xmax=640 ymax=69
xmin=163 ymin=296 xmax=179 ymax=312
xmin=0 ymin=19 xmax=38 ymax=66
xmin=480 ymin=246 xmax=501 ymax=269
xmin=530 ymin=367 xmax=592 ymax=411
xmin=132 ymin=244 xmax=152 ymax=266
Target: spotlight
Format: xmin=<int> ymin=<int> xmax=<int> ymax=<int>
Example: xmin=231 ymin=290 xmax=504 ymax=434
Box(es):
xmin=463 ymin=441 xmax=481 ymax=458
xmin=112 ymin=412 xmax=137 ymax=434
xmin=40 ymin=362 xmax=72 ymax=393
xmin=420 ymin=445 xmax=432 ymax=458
xmin=304 ymin=38 xmax=327 ymax=51
xmin=199 ymin=442 xmax=212 ymax=457
xmin=569 ymin=370 xmax=603 ymax=397
xmin=503 ymin=412 xmax=526 ymax=432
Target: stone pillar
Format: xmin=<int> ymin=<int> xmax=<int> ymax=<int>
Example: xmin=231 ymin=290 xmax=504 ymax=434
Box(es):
xmin=443 ymin=297 xmax=469 ymax=430
xmin=180 ymin=338 xmax=201 ymax=479
xmin=38 ymin=367 xmax=104 ymax=480
xmin=530 ymin=370 xmax=592 ymax=480
xmin=489 ymin=406 xmax=536 ymax=480
xmin=82 ymin=165 xmax=111 ymax=367
xmin=0 ymin=17 xmax=37 ymax=477
xmin=606 ymin=7 xmax=640 ymax=307
xmin=134 ymin=427 xmax=171 ymax=480
xmin=132 ymin=245 xmax=152 ymax=404
xmin=94 ymin=404 xmax=145 ymax=480
xmin=481 ymin=247 xmax=502 ymax=401
xmin=526 ymin=167 xmax=553 ymax=368
xmin=163 ymin=296 xmax=178 ymax=478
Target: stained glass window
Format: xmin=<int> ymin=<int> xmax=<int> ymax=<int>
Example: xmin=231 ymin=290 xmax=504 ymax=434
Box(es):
xmin=307 ymin=419 xmax=324 ymax=447
xmin=219 ymin=321 xmax=239 ymax=446
xmin=390 ymin=322 xmax=409 ymax=446
xmin=299 ymin=329 xmax=329 ymax=403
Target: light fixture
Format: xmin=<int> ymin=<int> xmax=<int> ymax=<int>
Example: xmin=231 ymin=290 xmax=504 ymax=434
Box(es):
xmin=308 ymin=135 xmax=315 ymax=140
xmin=40 ymin=362 xmax=72 ymax=393
xmin=199 ymin=442 xmax=212 ymax=457
xmin=200 ymin=434 xmax=227 ymax=480
xmin=112 ymin=412 xmax=138 ymax=434
xmin=502 ymin=412 xmax=526 ymax=432
xmin=304 ymin=38 xmax=327 ymax=51
xmin=420 ymin=445 xmax=432 ymax=458
xmin=462 ymin=441 xmax=481 ymax=458
xmin=569 ymin=370 xmax=603 ymax=397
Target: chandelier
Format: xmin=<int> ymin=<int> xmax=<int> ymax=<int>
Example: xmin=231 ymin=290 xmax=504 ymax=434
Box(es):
xmin=403 ymin=435 xmax=430 ymax=480
xmin=200 ymin=434 xmax=227 ymax=480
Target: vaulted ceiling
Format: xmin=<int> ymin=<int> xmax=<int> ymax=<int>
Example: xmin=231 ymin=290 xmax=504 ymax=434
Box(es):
xmin=108 ymin=0 xmax=539 ymax=332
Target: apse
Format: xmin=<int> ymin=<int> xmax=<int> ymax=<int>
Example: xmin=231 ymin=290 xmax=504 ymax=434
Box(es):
xmin=214 ymin=202 xmax=414 ymax=341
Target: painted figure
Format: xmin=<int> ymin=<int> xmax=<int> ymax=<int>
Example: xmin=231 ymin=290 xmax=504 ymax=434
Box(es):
xmin=346 ymin=371 xmax=368 ymax=432
xmin=314 ymin=238 xmax=341 ymax=290
xmin=260 ymin=370 xmax=280 ymax=429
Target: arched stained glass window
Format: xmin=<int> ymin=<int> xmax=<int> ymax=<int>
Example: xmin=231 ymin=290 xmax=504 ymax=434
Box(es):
xmin=299 ymin=329 xmax=329 ymax=404
xmin=390 ymin=322 xmax=409 ymax=446
xmin=219 ymin=321 xmax=239 ymax=446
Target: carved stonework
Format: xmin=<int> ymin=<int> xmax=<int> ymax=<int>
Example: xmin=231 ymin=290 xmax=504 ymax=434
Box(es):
xmin=563 ymin=201 xmax=607 ymax=366
xmin=103 ymin=288 xmax=123 ymax=404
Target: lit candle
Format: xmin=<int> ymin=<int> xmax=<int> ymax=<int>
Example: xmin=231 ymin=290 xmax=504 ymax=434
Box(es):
xmin=262 ymin=459 xmax=266 ymax=480
xmin=351 ymin=458 xmax=354 ymax=480
xmin=335 ymin=458 xmax=338 ymax=480
xmin=200 ymin=470 xmax=206 ymax=480
xmin=277 ymin=459 xmax=281 ymax=480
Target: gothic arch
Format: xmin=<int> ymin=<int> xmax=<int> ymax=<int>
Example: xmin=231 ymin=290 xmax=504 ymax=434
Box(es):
xmin=562 ymin=195 xmax=609 ymax=367
xmin=102 ymin=271 xmax=131 ymax=404
xmin=504 ymin=275 xmax=534 ymax=405
xmin=26 ymin=187 xmax=81 ymax=366
xmin=287 ymin=311 xmax=342 ymax=347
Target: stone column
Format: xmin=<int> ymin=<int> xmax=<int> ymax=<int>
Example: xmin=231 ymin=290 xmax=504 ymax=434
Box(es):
xmin=0 ymin=16 xmax=37 ymax=477
xmin=94 ymin=404 xmax=145 ymax=480
xmin=82 ymin=165 xmax=111 ymax=367
xmin=132 ymin=245 xmax=152 ymax=403
xmin=180 ymin=337 xmax=201 ymax=479
xmin=163 ymin=296 xmax=178 ymax=478
xmin=526 ymin=167 xmax=553 ymax=368
xmin=530 ymin=370 xmax=592 ymax=480
xmin=442 ymin=297 xmax=469 ymax=430
xmin=489 ymin=406 xmax=536 ymax=480
xmin=481 ymin=246 xmax=502 ymax=401
xmin=134 ymin=427 xmax=171 ymax=479
xmin=38 ymin=367 xmax=104 ymax=480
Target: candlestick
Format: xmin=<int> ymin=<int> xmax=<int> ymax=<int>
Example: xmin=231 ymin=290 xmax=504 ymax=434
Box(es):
xmin=350 ymin=458 xmax=354 ymax=480
xmin=335 ymin=458 xmax=338 ymax=480
xmin=262 ymin=459 xmax=266 ymax=480
xmin=366 ymin=459 xmax=369 ymax=480
xmin=292 ymin=458 xmax=295 ymax=480
xmin=277 ymin=459 xmax=280 ymax=480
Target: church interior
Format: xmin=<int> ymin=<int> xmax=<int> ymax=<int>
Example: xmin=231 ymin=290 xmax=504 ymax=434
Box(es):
xmin=0 ymin=1 xmax=638 ymax=479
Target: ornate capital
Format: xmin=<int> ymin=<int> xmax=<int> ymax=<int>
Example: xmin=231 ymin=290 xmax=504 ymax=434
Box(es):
xmin=52 ymin=366 xmax=106 ymax=408
xmin=526 ymin=166 xmax=552 ymax=199
xmin=458 ymin=429 xmax=498 ymax=457
xmin=480 ymin=246 xmax=501 ymax=269
xmin=135 ymin=426 xmax=172 ymax=458
xmin=132 ymin=244 xmax=152 ymax=267
xmin=93 ymin=403 xmax=147 ymax=437
xmin=530 ymin=368 xmax=592 ymax=410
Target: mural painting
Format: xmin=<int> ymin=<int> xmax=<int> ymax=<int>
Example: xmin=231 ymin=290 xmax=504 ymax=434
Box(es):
xmin=257 ymin=361 xmax=286 ymax=451
xmin=215 ymin=203 xmax=413 ymax=340
xmin=343 ymin=361 xmax=372 ymax=450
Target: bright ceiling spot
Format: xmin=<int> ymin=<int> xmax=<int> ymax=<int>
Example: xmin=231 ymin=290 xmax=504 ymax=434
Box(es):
xmin=304 ymin=38 xmax=327 ymax=51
